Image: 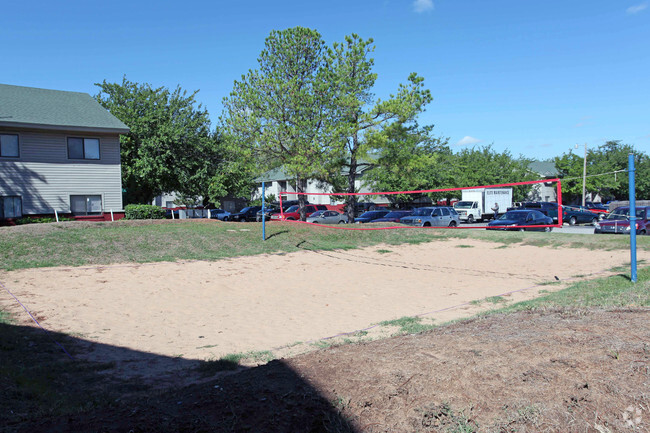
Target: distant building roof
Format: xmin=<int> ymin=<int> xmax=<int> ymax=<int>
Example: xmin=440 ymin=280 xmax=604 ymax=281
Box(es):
xmin=528 ymin=160 xmax=558 ymax=178
xmin=0 ymin=83 xmax=129 ymax=133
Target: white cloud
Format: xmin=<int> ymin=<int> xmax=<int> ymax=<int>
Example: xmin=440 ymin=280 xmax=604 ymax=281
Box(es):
xmin=413 ymin=0 xmax=434 ymax=13
xmin=455 ymin=136 xmax=482 ymax=146
xmin=627 ymin=3 xmax=648 ymax=14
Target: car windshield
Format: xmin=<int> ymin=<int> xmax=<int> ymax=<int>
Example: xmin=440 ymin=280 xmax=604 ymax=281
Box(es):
xmin=454 ymin=201 xmax=473 ymax=209
xmin=605 ymin=209 xmax=630 ymax=220
xmin=238 ymin=207 xmax=252 ymax=213
xmin=285 ymin=205 xmax=299 ymax=213
xmin=309 ymin=211 xmax=326 ymax=217
xmin=500 ymin=211 xmax=528 ymax=222
xmin=605 ymin=208 xmax=645 ymax=220
xmin=383 ymin=211 xmax=410 ymax=218
xmin=359 ymin=211 xmax=386 ymax=218
xmin=413 ymin=208 xmax=434 ymax=216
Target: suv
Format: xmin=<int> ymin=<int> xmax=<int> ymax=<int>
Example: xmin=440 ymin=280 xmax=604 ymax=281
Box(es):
xmin=400 ymin=206 xmax=460 ymax=227
xmin=594 ymin=206 xmax=649 ymax=235
xmin=225 ymin=206 xmax=263 ymax=222
xmin=270 ymin=204 xmax=328 ymax=221
xmin=517 ymin=202 xmax=559 ymax=222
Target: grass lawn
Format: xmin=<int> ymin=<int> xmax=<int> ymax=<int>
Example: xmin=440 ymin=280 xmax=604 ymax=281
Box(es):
xmin=1 ymin=219 xmax=648 ymax=271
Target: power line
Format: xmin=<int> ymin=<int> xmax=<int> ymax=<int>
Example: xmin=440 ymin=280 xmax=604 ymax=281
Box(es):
xmin=561 ymin=169 xmax=628 ymax=182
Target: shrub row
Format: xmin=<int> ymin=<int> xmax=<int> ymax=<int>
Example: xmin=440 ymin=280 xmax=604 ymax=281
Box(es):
xmin=14 ymin=216 xmax=74 ymax=225
xmin=124 ymin=204 xmax=166 ymax=220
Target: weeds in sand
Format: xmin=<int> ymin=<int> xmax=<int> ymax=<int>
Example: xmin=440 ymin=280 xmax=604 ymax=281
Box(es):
xmin=456 ymin=244 xmax=474 ymax=248
xmin=198 ymin=350 xmax=274 ymax=375
xmin=376 ymin=249 xmax=392 ymax=254
xmin=379 ymin=316 xmax=437 ymax=335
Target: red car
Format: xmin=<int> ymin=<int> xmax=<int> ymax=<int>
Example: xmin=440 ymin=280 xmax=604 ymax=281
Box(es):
xmin=594 ymin=206 xmax=649 ymax=235
xmin=270 ymin=204 xmax=328 ymax=221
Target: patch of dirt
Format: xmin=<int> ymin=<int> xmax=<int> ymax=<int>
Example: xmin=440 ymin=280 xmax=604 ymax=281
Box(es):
xmin=8 ymin=308 xmax=649 ymax=433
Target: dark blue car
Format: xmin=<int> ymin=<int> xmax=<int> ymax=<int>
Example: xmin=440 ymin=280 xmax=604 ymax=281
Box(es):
xmin=487 ymin=210 xmax=553 ymax=232
xmin=370 ymin=210 xmax=413 ymax=223
xmin=354 ymin=210 xmax=390 ymax=223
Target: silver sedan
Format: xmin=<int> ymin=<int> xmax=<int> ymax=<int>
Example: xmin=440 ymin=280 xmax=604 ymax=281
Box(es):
xmin=306 ymin=210 xmax=347 ymax=224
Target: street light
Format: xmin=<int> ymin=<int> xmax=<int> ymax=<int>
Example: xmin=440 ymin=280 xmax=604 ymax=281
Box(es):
xmin=575 ymin=143 xmax=587 ymax=206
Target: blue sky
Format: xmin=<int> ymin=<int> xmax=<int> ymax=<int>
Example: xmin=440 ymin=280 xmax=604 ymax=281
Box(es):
xmin=2 ymin=0 xmax=648 ymax=160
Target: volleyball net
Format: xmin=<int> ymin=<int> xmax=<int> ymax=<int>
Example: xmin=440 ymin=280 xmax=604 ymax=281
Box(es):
xmin=271 ymin=178 xmax=563 ymax=230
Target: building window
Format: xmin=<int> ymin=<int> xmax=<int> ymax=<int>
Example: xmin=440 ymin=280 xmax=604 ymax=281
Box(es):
xmin=0 ymin=134 xmax=19 ymax=157
xmin=0 ymin=196 xmax=22 ymax=219
xmin=70 ymin=195 xmax=102 ymax=215
xmin=67 ymin=137 xmax=100 ymax=160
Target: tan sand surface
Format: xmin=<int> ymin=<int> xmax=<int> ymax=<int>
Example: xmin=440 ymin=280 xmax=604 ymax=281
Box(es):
xmin=1 ymin=238 xmax=645 ymax=369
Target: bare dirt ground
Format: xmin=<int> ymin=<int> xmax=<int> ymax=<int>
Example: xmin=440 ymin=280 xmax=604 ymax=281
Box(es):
xmin=2 ymin=238 xmax=649 ymax=432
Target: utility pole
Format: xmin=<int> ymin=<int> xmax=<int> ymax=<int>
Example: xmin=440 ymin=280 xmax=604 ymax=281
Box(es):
xmin=575 ymin=143 xmax=587 ymax=206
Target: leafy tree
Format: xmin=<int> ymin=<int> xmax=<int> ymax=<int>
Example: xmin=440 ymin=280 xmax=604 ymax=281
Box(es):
xmin=221 ymin=27 xmax=342 ymax=220
xmin=450 ymin=145 xmax=536 ymax=201
xmin=206 ymin=132 xmax=258 ymax=208
xmin=325 ymin=34 xmax=433 ymax=221
xmin=364 ymin=122 xmax=452 ymax=206
xmin=554 ymin=141 xmax=649 ymax=202
xmin=95 ymin=77 xmax=216 ymax=204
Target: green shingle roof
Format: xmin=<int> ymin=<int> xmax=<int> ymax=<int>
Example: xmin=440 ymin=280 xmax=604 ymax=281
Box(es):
xmin=528 ymin=160 xmax=558 ymax=178
xmin=0 ymin=84 xmax=129 ymax=133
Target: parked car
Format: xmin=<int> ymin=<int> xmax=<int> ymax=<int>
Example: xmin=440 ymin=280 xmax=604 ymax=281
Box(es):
xmin=516 ymin=202 xmax=559 ymax=222
xmin=209 ymin=208 xmax=231 ymax=221
xmin=562 ymin=205 xmax=599 ymax=226
xmin=594 ymin=206 xmax=650 ymax=235
xmin=584 ymin=202 xmax=609 ymax=219
xmin=270 ymin=204 xmax=328 ymax=221
xmin=486 ymin=210 xmax=553 ymax=232
xmin=256 ymin=206 xmax=281 ymax=222
xmin=400 ymin=206 xmax=460 ymax=227
xmin=306 ymin=210 xmax=347 ymax=224
xmin=370 ymin=210 xmax=413 ymax=223
xmin=354 ymin=209 xmax=391 ymax=223
xmin=225 ymin=206 xmax=263 ymax=222
xmin=345 ymin=202 xmax=385 ymax=215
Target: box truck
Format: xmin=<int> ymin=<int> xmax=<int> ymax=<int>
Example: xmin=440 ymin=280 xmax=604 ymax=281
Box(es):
xmin=453 ymin=188 xmax=513 ymax=223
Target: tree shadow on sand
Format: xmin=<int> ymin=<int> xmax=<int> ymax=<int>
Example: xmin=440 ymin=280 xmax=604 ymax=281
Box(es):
xmin=1 ymin=321 xmax=357 ymax=432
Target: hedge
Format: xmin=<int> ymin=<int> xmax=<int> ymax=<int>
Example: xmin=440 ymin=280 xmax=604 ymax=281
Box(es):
xmin=124 ymin=204 xmax=166 ymax=220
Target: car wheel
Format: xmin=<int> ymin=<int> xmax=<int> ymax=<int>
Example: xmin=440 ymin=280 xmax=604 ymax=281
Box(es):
xmin=640 ymin=229 xmax=647 ymax=235
xmin=423 ymin=222 xmax=431 ymax=227
xmin=449 ymin=220 xmax=457 ymax=227
xmin=544 ymin=226 xmax=552 ymax=232
xmin=569 ymin=216 xmax=577 ymax=226
xmin=467 ymin=215 xmax=474 ymax=224
xmin=591 ymin=217 xmax=598 ymax=226
xmin=519 ymin=227 xmax=525 ymax=232
xmin=287 ymin=217 xmax=295 ymax=221
xmin=338 ymin=220 xmax=345 ymax=224
xmin=599 ymin=213 xmax=606 ymax=220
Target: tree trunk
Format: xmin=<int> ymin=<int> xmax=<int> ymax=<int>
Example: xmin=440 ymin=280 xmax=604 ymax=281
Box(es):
xmin=297 ymin=177 xmax=307 ymax=221
xmin=346 ymin=156 xmax=358 ymax=223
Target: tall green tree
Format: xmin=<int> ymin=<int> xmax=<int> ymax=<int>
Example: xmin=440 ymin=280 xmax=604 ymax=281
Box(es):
xmin=555 ymin=141 xmax=650 ymax=202
xmin=364 ymin=122 xmax=452 ymax=206
xmin=326 ymin=34 xmax=433 ymax=221
xmin=95 ymin=77 xmax=216 ymax=204
xmin=450 ymin=145 xmax=536 ymax=201
xmin=206 ymin=132 xmax=259 ymax=208
xmin=221 ymin=27 xmax=342 ymax=220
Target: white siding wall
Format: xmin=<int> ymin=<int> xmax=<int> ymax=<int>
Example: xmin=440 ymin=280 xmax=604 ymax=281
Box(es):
xmin=255 ymin=178 xmax=389 ymax=205
xmin=0 ymin=129 xmax=123 ymax=214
